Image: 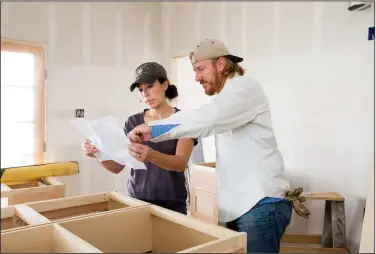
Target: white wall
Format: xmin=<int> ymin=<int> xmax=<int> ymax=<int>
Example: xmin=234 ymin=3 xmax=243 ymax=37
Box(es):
xmin=163 ymin=2 xmax=374 ymax=253
xmin=1 ymin=2 xmax=163 ymax=196
xmin=1 ymin=2 xmax=373 ymax=252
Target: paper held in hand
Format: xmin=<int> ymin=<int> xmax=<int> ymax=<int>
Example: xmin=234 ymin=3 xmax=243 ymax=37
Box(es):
xmin=70 ymin=116 xmax=147 ymax=170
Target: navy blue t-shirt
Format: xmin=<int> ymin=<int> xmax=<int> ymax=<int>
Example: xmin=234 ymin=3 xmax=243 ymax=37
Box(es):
xmin=123 ymin=108 xmax=197 ymax=213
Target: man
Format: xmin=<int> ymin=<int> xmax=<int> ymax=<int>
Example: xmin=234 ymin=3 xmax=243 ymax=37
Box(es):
xmin=128 ymin=39 xmax=292 ymax=253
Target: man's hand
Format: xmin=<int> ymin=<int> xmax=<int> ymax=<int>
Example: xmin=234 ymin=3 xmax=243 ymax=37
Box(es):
xmin=128 ymin=124 xmax=153 ymax=143
xmin=128 ymin=143 xmax=155 ymax=162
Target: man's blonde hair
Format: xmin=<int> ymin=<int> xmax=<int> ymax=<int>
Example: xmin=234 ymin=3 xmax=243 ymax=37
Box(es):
xmin=212 ymin=57 xmax=245 ymax=79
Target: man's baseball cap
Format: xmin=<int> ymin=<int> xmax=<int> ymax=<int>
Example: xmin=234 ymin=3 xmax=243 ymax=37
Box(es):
xmin=130 ymin=62 xmax=168 ymax=92
xmin=189 ymin=39 xmax=243 ymax=65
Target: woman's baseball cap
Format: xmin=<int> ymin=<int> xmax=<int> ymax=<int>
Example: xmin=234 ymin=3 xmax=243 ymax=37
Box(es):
xmin=130 ymin=62 xmax=168 ymax=92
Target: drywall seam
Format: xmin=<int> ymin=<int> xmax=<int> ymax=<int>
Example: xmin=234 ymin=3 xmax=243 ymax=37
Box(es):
xmin=161 ymin=3 xmax=172 ymax=73
xmin=1 ymin=2 xmax=4 ymax=35
xmin=219 ymin=2 xmax=226 ymax=42
xmin=313 ymin=2 xmax=324 ymax=52
xmin=1 ymin=2 xmax=9 ymax=36
xmin=242 ymin=2 xmax=248 ymax=56
xmin=143 ymin=10 xmax=151 ymax=61
xmin=82 ymin=2 xmax=91 ymax=65
xmin=272 ymin=2 xmax=281 ymax=55
xmin=115 ymin=10 xmax=123 ymax=69
xmin=195 ymin=2 xmax=202 ymax=42
xmin=47 ymin=2 xmax=57 ymax=63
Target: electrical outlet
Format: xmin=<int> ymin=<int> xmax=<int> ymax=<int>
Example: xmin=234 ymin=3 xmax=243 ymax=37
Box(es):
xmin=75 ymin=109 xmax=84 ymax=118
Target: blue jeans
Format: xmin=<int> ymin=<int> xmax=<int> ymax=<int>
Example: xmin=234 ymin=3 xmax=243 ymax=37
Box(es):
xmin=223 ymin=199 xmax=292 ymax=253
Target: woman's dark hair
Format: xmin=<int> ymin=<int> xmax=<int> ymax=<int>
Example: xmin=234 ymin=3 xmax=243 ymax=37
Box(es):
xmin=157 ymin=77 xmax=178 ymax=100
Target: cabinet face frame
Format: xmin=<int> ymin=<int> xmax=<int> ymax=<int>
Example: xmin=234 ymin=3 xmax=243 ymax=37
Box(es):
xmin=2 ymin=203 xmax=247 ymax=253
xmin=1 ymin=191 xmax=150 ymax=233
xmin=1 ymin=177 xmax=65 ymax=206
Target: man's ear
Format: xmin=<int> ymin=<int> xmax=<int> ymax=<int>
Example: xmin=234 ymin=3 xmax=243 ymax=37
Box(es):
xmin=217 ymin=57 xmax=226 ymax=72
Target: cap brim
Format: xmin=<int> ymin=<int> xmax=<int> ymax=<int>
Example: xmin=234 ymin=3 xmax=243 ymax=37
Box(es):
xmin=225 ymin=54 xmax=243 ymax=63
xmin=130 ymin=75 xmax=158 ymax=92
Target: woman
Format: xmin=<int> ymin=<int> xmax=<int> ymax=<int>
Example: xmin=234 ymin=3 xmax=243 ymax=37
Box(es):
xmin=82 ymin=62 xmax=197 ymax=214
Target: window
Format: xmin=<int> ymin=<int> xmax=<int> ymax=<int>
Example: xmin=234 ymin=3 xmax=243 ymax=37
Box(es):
xmin=1 ymin=39 xmax=46 ymax=168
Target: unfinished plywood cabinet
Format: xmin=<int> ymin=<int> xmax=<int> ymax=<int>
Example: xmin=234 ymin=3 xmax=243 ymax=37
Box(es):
xmin=190 ymin=162 xmax=218 ymax=225
xmin=1 ymin=177 xmax=65 ymax=205
xmin=190 ymin=162 xmax=349 ymax=253
xmin=1 ymin=191 xmax=149 ymax=233
xmin=1 ymin=203 xmax=246 ymax=253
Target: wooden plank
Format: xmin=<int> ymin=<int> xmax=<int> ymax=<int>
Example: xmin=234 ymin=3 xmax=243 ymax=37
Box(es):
xmin=150 ymin=205 xmax=235 ymax=239
xmin=14 ymin=204 xmax=50 ymax=226
xmin=180 ymin=234 xmax=246 ymax=253
xmin=43 ymin=176 xmax=65 ymax=186
xmin=26 ymin=192 xmax=110 ymax=213
xmin=281 ymin=234 xmax=322 ymax=245
xmin=280 ymin=246 xmax=348 ymax=253
xmin=7 ymin=182 xmax=40 ymax=189
xmin=40 ymin=202 xmax=110 ymax=221
xmin=1 ymin=183 xmax=11 ymax=191
xmin=331 ymin=201 xmax=346 ymax=248
xmin=198 ymin=162 xmax=216 ymax=168
xmin=1 ymin=206 xmax=14 ymax=219
xmin=52 ymin=224 xmax=103 ymax=253
xmin=302 ymin=192 xmax=344 ymax=201
xmin=1 ymin=197 xmax=8 ymax=207
xmin=1 ymin=184 xmax=65 ymax=205
xmin=109 ymin=191 xmax=150 ymax=207
xmin=221 ymin=247 xmax=246 ymax=253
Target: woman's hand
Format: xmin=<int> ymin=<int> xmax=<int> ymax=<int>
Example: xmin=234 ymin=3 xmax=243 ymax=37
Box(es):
xmin=81 ymin=139 xmax=98 ymax=157
xmin=128 ymin=143 xmax=155 ymax=162
xmin=128 ymin=124 xmax=153 ymax=143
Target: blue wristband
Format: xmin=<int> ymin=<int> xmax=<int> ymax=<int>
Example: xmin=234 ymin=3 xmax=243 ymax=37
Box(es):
xmin=151 ymin=124 xmax=180 ymax=138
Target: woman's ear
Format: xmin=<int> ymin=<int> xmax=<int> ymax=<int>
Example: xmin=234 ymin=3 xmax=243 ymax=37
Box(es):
xmin=163 ymin=81 xmax=169 ymax=91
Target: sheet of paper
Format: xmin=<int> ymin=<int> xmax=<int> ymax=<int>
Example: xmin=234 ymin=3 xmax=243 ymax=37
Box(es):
xmin=70 ymin=116 xmax=147 ymax=170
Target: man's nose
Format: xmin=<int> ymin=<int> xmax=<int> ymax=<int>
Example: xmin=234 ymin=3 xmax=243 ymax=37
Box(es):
xmin=195 ymin=73 xmax=201 ymax=82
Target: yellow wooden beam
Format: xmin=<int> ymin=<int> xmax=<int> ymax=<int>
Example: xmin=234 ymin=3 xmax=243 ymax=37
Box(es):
xmin=1 ymin=161 xmax=79 ymax=183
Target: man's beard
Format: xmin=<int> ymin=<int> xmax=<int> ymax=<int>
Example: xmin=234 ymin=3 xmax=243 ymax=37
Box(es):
xmin=203 ymin=72 xmax=221 ymax=96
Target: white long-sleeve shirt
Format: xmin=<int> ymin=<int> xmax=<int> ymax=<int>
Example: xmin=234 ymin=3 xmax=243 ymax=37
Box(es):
xmin=147 ymin=75 xmax=291 ymax=222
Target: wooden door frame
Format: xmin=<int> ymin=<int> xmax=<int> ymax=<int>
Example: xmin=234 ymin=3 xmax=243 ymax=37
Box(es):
xmin=1 ymin=37 xmax=46 ymax=164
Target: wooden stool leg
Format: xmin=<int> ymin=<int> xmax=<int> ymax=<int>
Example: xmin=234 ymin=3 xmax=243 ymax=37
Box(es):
xmin=331 ymin=201 xmax=347 ymax=248
xmin=322 ymin=200 xmax=347 ymax=249
xmin=322 ymin=200 xmax=333 ymax=247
